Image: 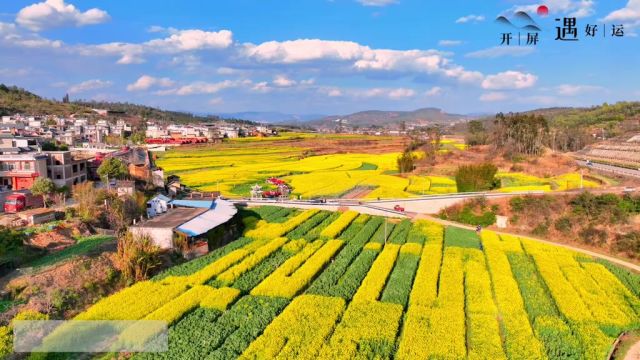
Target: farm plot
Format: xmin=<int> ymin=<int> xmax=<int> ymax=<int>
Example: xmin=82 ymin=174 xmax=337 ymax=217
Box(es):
xmin=157 ymin=139 xmax=597 ymax=199
xmin=62 ymin=207 xmax=639 ymax=360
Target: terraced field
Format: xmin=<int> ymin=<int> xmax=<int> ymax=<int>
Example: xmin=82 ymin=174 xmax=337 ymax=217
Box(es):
xmin=67 ymin=206 xmax=638 ymax=359
xmin=156 ymin=137 xmax=598 ymax=199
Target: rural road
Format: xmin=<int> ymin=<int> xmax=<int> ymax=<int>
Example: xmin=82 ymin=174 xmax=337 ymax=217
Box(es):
xmin=234 ymin=190 xmax=548 ymax=216
xmin=234 ymin=196 xmax=640 ymax=273
xmin=576 ymin=160 xmax=640 ymax=179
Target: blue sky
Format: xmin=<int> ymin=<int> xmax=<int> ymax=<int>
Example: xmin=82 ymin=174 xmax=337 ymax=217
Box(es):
xmin=0 ymin=0 xmax=638 ymax=115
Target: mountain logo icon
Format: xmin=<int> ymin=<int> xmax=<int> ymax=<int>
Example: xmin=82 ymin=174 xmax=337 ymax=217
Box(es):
xmin=496 ymin=11 xmax=542 ymax=32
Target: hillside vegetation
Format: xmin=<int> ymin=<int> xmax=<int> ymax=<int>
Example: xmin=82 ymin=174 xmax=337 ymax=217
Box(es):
xmin=0 ymin=84 xmax=253 ymax=124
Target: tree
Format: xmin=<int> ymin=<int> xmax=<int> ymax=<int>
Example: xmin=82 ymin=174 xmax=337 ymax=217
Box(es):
xmin=493 ymin=113 xmax=549 ymax=156
xmin=397 ymin=150 xmax=416 ymax=173
xmin=117 ymin=232 xmax=162 ymax=282
xmin=455 ymin=163 xmax=499 ymax=192
xmin=30 ymin=178 xmax=56 ymax=207
xmin=0 ymin=227 xmax=26 ymax=259
xmin=73 ymin=181 xmax=102 ymax=223
xmin=465 ymin=120 xmax=489 ymax=146
xmin=130 ymin=132 xmax=146 ymax=145
xmin=420 ymin=127 xmax=441 ymax=165
xmin=97 ymin=158 xmax=128 ymax=182
xmin=101 ymin=192 xmax=145 ymax=233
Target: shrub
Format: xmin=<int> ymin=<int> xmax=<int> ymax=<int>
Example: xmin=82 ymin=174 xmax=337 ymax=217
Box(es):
xmin=578 ymin=226 xmax=607 ymax=246
xmin=117 ymin=232 xmax=162 ymax=282
xmin=455 ymin=163 xmax=499 ymax=192
xmin=554 ymin=217 xmax=572 ymax=233
xmin=614 ymin=231 xmax=640 ymax=258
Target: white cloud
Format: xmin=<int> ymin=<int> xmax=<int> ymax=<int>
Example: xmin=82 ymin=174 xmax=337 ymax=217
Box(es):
xmin=251 ymin=81 xmax=272 ymax=93
xmin=0 ymin=21 xmax=63 ymax=49
xmin=513 ymin=0 xmax=595 ymax=18
xmin=243 ymin=39 xmax=366 ymax=63
xmin=68 ymin=79 xmax=112 ymax=94
xmin=555 ymin=84 xmax=603 ymax=96
xmin=438 ymin=40 xmax=462 ymax=46
xmin=356 ymin=0 xmax=398 ymax=6
xmin=242 ymin=39 xmax=481 ymax=83
xmin=465 ymin=46 xmax=535 ymax=59
xmin=145 ymin=29 xmax=233 ymax=51
xmin=216 ymin=67 xmax=241 ymax=75
xmin=170 ymin=55 xmax=201 ymax=70
xmin=602 ymin=0 xmax=640 ymax=29
xmin=83 ymin=28 xmax=233 ymax=64
xmin=209 ymin=97 xmax=223 ymax=105
xmin=481 ymin=71 xmax=537 ymax=90
xmin=479 ymin=92 xmax=508 ymax=102
xmin=300 ymin=78 xmax=315 ymax=85
xmin=159 ymin=79 xmax=250 ymax=96
xmin=425 ymin=86 xmax=442 ymax=96
xmin=388 ymin=88 xmax=416 ymax=99
xmin=327 ymin=89 xmax=343 ymax=97
xmin=273 ymin=75 xmax=296 ymax=87
xmin=126 ymin=75 xmax=175 ymax=92
xmin=455 ymin=14 xmax=485 ymax=23
xmin=16 ymin=0 xmax=110 ymax=31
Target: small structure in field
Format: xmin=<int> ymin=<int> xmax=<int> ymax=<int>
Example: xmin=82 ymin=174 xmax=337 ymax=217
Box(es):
xmin=147 ymin=194 xmax=170 ymax=218
xmin=18 ymin=207 xmax=56 ymax=225
xmin=250 ymin=184 xmax=263 ymax=200
xmin=496 ymin=215 xmax=508 ymax=229
xmin=130 ymin=198 xmax=239 ymax=258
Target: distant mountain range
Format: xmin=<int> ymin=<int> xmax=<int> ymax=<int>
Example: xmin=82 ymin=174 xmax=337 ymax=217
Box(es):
xmin=215 ymin=111 xmax=326 ymax=124
xmin=309 ymin=107 xmax=472 ymax=129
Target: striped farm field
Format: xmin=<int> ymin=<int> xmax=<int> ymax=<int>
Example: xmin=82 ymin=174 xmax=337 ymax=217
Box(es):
xmin=155 ymin=137 xmax=599 ymax=199
xmin=64 ymin=206 xmax=639 ymax=360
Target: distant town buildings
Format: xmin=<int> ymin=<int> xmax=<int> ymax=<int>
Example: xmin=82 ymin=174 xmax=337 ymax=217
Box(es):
xmin=0 ymin=111 xmax=278 ymax=193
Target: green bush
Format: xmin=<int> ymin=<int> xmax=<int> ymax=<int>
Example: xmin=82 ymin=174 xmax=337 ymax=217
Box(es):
xmin=454 ymin=163 xmax=499 ymax=192
xmin=554 ymin=217 xmax=572 ymax=233
xmin=578 ymin=226 xmax=607 ymax=246
xmin=613 ymin=232 xmax=640 ymax=259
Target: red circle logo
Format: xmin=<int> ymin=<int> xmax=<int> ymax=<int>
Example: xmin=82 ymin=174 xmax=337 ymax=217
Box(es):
xmin=537 ymin=5 xmax=549 ymax=16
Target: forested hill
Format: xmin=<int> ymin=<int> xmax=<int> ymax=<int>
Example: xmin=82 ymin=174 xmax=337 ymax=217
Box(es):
xmin=0 ymin=84 xmax=92 ymax=116
xmin=523 ymin=102 xmax=640 ymax=127
xmin=0 ymin=84 xmax=255 ymax=125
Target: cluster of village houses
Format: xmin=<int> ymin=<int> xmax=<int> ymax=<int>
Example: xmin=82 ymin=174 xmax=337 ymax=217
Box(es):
xmin=0 ymin=110 xmax=271 ymax=255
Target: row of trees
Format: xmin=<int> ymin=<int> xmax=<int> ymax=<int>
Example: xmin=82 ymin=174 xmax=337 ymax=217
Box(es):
xmin=467 ymin=102 xmax=640 ymax=154
xmin=492 ymin=113 xmax=549 ymax=156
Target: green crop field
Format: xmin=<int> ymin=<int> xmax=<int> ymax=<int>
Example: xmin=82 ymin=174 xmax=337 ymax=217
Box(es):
xmin=46 ymin=207 xmax=639 ymax=359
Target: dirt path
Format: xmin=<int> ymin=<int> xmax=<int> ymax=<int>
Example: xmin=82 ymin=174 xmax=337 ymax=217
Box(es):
xmin=342 ymin=187 xmax=373 ymax=199
xmin=624 ymin=341 xmax=640 ymax=360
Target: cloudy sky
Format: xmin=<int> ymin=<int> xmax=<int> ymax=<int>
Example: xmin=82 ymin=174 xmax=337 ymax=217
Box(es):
xmin=0 ymin=0 xmax=639 ymax=115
